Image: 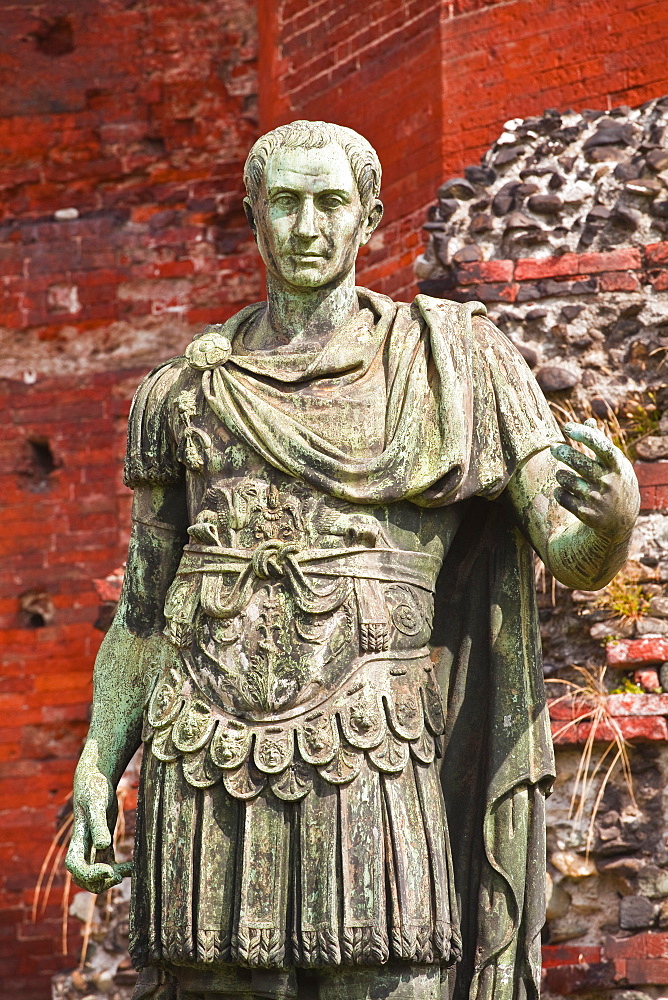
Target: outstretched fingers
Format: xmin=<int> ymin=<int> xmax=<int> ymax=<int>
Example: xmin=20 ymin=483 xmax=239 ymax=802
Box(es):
xmin=562 ymin=419 xmax=621 ymax=471
xmin=550 ymin=442 xmax=605 ymax=483
xmin=550 ymin=419 xmax=639 ymax=542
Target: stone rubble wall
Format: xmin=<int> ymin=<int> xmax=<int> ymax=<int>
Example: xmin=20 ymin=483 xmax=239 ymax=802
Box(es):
xmin=417 ymin=98 xmax=668 ymax=428
xmin=418 ymin=98 xmax=668 ymax=999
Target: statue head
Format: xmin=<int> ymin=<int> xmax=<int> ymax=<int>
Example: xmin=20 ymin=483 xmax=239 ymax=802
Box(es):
xmin=243 ymin=121 xmax=384 ymax=291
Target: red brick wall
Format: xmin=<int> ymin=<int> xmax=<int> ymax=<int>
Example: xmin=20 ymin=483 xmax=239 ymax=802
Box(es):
xmin=0 ymin=0 xmax=259 ymax=364
xmin=543 ymin=933 xmax=668 ymax=993
xmin=441 ymin=0 xmax=668 ymax=177
xmin=0 ymin=371 xmax=139 ymax=996
xmin=0 ymin=2 xmax=259 ymax=995
xmin=257 ymin=0 xmax=444 ymax=300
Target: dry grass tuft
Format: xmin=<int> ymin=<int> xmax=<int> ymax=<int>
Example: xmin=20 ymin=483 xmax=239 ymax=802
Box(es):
xmin=593 ymin=574 xmax=649 ymax=627
xmin=547 ymin=663 xmax=638 ymax=857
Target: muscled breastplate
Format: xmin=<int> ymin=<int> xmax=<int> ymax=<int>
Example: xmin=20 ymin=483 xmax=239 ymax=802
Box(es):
xmin=167 ymin=471 xmax=439 ymax=712
xmin=144 ymin=462 xmax=452 ymax=800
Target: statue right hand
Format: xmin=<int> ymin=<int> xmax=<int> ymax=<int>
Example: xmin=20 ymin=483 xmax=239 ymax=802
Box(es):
xmin=65 ymin=762 xmax=133 ymax=894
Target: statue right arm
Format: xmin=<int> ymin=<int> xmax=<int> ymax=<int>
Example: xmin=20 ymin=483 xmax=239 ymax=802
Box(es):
xmin=66 ymin=481 xmax=188 ymax=893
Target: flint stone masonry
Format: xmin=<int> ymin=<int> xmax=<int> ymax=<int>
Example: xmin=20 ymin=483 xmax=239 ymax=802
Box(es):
xmin=418 ymin=99 xmax=668 ymax=429
xmin=637 ymin=867 xmax=668 ymax=899
xmin=544 ymin=747 xmax=668 ymax=990
xmin=619 ymin=896 xmax=656 ymax=931
xmin=419 ymin=98 xmax=668 ymax=274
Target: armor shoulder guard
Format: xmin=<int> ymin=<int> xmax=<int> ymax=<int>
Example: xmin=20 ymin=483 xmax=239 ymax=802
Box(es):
xmin=123 ymin=357 xmax=188 ymax=489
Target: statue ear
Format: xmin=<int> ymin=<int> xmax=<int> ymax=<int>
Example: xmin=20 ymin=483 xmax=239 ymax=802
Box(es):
xmin=360 ymin=199 xmax=383 ymax=246
xmin=243 ymin=197 xmax=257 ymax=238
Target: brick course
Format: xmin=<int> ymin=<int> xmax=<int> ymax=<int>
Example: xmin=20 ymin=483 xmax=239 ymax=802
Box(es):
xmin=441 ymin=242 xmax=668 ymax=308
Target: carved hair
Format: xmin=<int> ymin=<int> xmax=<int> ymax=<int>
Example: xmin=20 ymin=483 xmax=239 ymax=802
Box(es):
xmin=244 ymin=120 xmax=382 ymax=208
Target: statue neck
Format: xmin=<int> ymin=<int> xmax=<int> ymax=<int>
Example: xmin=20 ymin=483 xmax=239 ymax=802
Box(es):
xmin=259 ymin=271 xmax=359 ymax=348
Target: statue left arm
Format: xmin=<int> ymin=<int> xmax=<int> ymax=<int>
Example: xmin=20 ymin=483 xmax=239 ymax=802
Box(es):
xmin=505 ymin=419 xmax=640 ymax=591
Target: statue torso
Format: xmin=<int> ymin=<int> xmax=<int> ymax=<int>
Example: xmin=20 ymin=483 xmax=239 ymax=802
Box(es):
xmin=129 ymin=293 xmax=558 ymax=977
xmin=162 ymin=407 xmax=464 ymax=719
xmin=153 ymin=306 xmax=463 ymax=719
xmin=144 ymin=348 xmax=464 ymax=793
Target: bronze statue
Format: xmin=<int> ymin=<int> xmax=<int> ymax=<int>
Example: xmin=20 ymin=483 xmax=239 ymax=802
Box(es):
xmin=66 ymin=121 xmax=640 ymax=1000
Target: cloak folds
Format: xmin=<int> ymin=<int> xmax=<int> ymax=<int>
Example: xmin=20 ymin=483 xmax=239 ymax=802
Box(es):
xmin=433 ymin=501 xmax=553 ymax=1000
xmin=125 ymin=289 xmax=559 ymax=999
xmin=125 ymin=289 xmax=561 ymax=509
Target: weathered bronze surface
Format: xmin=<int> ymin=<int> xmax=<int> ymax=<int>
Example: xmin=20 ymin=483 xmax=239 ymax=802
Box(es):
xmin=66 ymin=121 xmax=640 ymax=1000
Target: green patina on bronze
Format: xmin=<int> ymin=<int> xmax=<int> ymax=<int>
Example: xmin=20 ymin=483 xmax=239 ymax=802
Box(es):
xmin=66 ymin=121 xmax=640 ymax=1000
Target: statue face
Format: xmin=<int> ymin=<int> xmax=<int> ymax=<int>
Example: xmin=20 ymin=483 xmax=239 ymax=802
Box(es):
xmin=247 ymin=143 xmax=381 ymax=290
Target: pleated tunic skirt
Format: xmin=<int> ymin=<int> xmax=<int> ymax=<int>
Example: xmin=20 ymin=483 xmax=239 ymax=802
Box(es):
xmin=130 ymin=745 xmax=460 ymax=973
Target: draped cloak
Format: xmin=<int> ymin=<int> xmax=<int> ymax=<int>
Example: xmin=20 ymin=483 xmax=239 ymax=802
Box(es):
xmin=125 ymin=288 xmax=561 ymax=1000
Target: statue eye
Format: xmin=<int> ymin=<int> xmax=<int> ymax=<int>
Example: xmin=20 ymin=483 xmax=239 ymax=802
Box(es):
xmin=272 ymin=192 xmax=298 ymax=210
xmin=318 ymin=194 xmax=345 ymax=210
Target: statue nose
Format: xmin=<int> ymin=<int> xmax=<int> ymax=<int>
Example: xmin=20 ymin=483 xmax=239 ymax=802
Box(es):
xmin=295 ymin=199 xmax=318 ymax=238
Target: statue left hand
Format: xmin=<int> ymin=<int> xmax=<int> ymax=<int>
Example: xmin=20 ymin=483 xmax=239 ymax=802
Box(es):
xmin=550 ymin=418 xmax=640 ymax=543
xmin=66 ymin=761 xmax=133 ymax=894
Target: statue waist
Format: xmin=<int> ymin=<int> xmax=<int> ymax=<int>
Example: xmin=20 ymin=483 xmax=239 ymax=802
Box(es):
xmin=163 ymin=542 xmax=440 ymax=659
xmin=175 ymin=541 xmax=440 ymax=591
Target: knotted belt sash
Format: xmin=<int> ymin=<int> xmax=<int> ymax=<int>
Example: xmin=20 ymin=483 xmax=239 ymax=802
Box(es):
xmin=164 ymin=542 xmax=441 ymax=649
